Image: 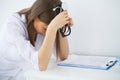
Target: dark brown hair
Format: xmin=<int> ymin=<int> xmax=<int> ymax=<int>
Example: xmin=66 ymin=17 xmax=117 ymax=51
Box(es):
xmin=18 ymin=0 xmax=62 ymax=46
xmin=18 ymin=0 xmax=62 ymax=60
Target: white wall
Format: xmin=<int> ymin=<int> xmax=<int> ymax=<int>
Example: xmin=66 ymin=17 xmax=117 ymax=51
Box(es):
xmin=0 ymin=0 xmax=120 ymax=57
xmin=62 ymin=0 xmax=120 ymax=57
xmin=0 ymin=0 xmax=35 ymax=25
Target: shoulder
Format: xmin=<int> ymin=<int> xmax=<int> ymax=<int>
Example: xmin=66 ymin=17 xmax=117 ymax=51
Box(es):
xmin=6 ymin=13 xmax=27 ymax=29
xmin=5 ymin=13 xmax=28 ymax=38
xmin=0 ymin=13 xmax=29 ymax=41
xmin=7 ymin=13 xmax=26 ymax=24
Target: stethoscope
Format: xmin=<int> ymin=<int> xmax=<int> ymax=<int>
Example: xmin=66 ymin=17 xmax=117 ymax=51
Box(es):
xmin=53 ymin=4 xmax=71 ymax=37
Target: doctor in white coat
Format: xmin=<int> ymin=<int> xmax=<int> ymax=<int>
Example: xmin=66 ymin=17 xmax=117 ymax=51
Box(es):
xmin=0 ymin=0 xmax=73 ymax=80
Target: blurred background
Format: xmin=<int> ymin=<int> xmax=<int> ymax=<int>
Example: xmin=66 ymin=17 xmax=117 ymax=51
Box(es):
xmin=0 ymin=0 xmax=120 ymax=57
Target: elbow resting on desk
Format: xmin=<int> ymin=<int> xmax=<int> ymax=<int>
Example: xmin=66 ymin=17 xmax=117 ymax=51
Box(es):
xmin=38 ymin=51 xmax=69 ymax=71
xmin=59 ymin=53 xmax=68 ymax=61
xmin=38 ymin=36 xmax=69 ymax=71
xmin=38 ymin=54 xmax=68 ymax=71
xmin=39 ymin=66 xmax=47 ymax=71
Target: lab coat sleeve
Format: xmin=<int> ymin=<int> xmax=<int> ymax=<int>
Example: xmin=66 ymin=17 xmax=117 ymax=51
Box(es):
xmin=5 ymin=20 xmax=39 ymax=70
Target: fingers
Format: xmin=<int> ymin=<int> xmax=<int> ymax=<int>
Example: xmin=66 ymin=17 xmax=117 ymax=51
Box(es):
xmin=62 ymin=11 xmax=71 ymax=24
xmin=62 ymin=10 xmax=68 ymax=15
xmin=61 ymin=11 xmax=74 ymax=26
xmin=61 ymin=10 xmax=68 ymax=18
xmin=51 ymin=10 xmax=73 ymax=29
xmin=64 ymin=16 xmax=74 ymax=26
xmin=69 ymin=18 xmax=74 ymax=26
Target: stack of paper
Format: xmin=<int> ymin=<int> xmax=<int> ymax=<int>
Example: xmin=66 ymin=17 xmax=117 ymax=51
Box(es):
xmin=57 ymin=54 xmax=117 ymax=70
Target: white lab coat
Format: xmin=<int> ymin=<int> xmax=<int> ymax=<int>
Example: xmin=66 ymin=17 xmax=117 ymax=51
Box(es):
xmin=0 ymin=13 xmax=56 ymax=80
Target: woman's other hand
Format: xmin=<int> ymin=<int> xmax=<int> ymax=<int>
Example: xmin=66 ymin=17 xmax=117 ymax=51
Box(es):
xmin=48 ymin=10 xmax=71 ymax=31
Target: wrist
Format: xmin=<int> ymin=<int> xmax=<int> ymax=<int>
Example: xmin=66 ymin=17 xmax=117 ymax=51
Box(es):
xmin=46 ymin=24 xmax=57 ymax=35
xmin=48 ymin=23 xmax=58 ymax=31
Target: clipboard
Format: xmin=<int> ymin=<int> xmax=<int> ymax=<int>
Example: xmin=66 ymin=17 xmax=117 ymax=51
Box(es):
xmin=57 ymin=54 xmax=117 ymax=70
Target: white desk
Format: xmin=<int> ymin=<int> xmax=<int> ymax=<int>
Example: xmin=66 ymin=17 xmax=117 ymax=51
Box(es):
xmin=24 ymin=56 xmax=120 ymax=80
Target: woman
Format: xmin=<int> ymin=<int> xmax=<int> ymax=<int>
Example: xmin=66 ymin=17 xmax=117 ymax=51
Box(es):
xmin=0 ymin=0 xmax=73 ymax=80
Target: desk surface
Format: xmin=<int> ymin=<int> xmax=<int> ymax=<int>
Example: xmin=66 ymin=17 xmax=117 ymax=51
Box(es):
xmin=24 ymin=55 xmax=120 ymax=80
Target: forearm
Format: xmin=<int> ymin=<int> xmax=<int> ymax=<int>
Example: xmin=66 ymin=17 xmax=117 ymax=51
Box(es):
xmin=38 ymin=26 xmax=57 ymax=71
xmin=57 ymin=31 xmax=69 ymax=60
xmin=38 ymin=10 xmax=70 ymax=71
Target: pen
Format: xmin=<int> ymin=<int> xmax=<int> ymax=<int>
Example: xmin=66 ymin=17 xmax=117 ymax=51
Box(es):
xmin=106 ymin=60 xmax=117 ymax=67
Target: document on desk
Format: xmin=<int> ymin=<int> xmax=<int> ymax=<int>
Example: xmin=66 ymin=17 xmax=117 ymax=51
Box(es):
xmin=57 ymin=54 xmax=117 ymax=70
